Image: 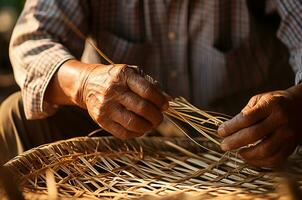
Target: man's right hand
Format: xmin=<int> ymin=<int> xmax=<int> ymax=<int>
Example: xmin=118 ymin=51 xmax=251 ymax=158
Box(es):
xmin=46 ymin=60 xmax=169 ymax=140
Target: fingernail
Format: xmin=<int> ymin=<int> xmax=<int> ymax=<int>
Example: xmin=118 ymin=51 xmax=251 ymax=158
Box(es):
xmin=221 ymin=142 xmax=229 ymax=151
xmin=217 ymin=125 xmax=225 ymax=136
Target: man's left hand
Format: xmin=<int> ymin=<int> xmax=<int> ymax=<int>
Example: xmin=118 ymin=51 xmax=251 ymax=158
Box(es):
xmin=218 ymin=85 xmax=302 ymax=168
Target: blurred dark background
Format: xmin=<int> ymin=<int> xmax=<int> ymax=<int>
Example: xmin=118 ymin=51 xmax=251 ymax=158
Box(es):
xmin=0 ymin=0 xmax=23 ymax=103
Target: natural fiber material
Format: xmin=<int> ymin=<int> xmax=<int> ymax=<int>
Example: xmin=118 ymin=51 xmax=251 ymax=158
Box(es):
xmin=165 ymin=97 xmax=229 ymax=146
xmin=3 ymin=12 xmax=302 ymax=199
xmin=5 ymin=136 xmax=302 ymax=199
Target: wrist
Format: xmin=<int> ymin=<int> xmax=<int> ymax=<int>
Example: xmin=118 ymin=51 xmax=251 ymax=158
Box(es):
xmin=45 ymin=59 xmax=101 ymax=108
xmin=75 ymin=64 xmax=101 ymax=109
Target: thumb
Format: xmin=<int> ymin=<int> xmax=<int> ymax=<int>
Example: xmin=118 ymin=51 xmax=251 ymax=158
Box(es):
xmin=242 ymin=95 xmax=272 ymax=117
xmin=218 ymin=95 xmax=272 ymax=137
xmin=241 ymin=95 xmax=261 ymax=114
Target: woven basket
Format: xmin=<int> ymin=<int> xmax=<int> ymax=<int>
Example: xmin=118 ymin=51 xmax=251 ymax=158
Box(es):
xmin=4 ymin=136 xmax=302 ymax=199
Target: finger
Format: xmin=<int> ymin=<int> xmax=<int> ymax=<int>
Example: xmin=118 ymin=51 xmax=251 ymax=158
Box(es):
xmin=241 ymin=95 xmax=260 ymax=114
xmin=125 ymin=69 xmax=169 ymax=110
xmin=153 ymin=81 xmax=172 ymax=102
xmin=105 ymin=121 xmax=144 ymax=140
xmin=218 ymin=99 xmax=272 ymax=137
xmin=119 ymin=91 xmax=164 ymax=127
xmin=110 ymin=103 xmax=152 ymax=133
xmin=220 ymin=115 xmax=277 ymax=151
xmin=239 ymin=131 xmax=282 ymax=160
xmin=241 ymin=128 xmax=297 ymax=168
xmin=243 ymin=146 xmax=287 ymax=168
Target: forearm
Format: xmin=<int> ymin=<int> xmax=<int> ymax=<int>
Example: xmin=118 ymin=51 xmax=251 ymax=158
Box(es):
xmin=45 ymin=59 xmax=98 ymax=108
xmin=9 ymin=0 xmax=87 ymax=119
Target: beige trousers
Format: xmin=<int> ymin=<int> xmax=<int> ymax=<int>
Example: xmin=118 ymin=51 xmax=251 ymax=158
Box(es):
xmin=0 ymin=92 xmax=100 ymax=164
xmin=0 ymin=92 xmax=182 ymax=165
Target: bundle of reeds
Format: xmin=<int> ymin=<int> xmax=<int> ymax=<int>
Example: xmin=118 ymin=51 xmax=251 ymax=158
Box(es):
xmin=6 ymin=136 xmax=302 ymax=199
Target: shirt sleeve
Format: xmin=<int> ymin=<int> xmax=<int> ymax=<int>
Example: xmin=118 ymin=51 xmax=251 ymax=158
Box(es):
xmin=9 ymin=0 xmax=88 ymax=119
xmin=275 ymin=0 xmax=302 ymax=84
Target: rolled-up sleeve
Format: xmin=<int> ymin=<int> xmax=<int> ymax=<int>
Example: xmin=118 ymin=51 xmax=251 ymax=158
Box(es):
xmin=276 ymin=0 xmax=302 ymax=84
xmin=9 ymin=0 xmax=87 ymax=119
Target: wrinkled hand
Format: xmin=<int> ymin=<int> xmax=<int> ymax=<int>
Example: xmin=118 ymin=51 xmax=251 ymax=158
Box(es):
xmin=218 ymin=88 xmax=302 ymax=168
xmin=76 ymin=64 xmax=169 ymax=139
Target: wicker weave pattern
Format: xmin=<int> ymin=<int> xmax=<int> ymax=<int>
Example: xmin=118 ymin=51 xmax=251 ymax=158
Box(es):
xmin=6 ymin=137 xmax=301 ymax=199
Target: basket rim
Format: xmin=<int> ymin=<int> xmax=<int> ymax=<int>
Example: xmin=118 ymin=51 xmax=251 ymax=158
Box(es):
xmin=4 ymin=136 xmax=213 ymax=167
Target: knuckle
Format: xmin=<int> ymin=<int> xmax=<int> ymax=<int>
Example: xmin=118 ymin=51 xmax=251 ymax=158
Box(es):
xmin=118 ymin=91 xmax=133 ymax=105
xmin=124 ymin=65 xmax=135 ymax=75
xmin=250 ymin=95 xmax=258 ymax=101
xmin=258 ymin=97 xmax=272 ymax=112
xmin=142 ymin=83 xmax=153 ymax=97
xmin=106 ymin=85 xmax=126 ymax=98
xmin=137 ymin=100 xmax=148 ymax=113
xmin=108 ymin=72 xmax=122 ymax=85
xmin=248 ymin=95 xmax=260 ymax=107
xmin=116 ymin=64 xmax=128 ymax=76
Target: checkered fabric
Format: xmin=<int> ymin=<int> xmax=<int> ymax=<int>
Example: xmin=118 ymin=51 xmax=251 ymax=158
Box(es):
xmin=9 ymin=0 xmax=301 ymax=119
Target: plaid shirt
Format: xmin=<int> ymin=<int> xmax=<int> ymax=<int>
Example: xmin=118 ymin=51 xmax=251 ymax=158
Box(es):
xmin=9 ymin=0 xmax=302 ymax=119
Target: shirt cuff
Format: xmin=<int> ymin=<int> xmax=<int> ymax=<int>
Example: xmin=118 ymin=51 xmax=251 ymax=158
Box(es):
xmin=40 ymin=57 xmax=75 ymax=117
xmin=23 ymin=53 xmax=75 ymax=119
xmin=295 ymin=71 xmax=302 ymax=84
